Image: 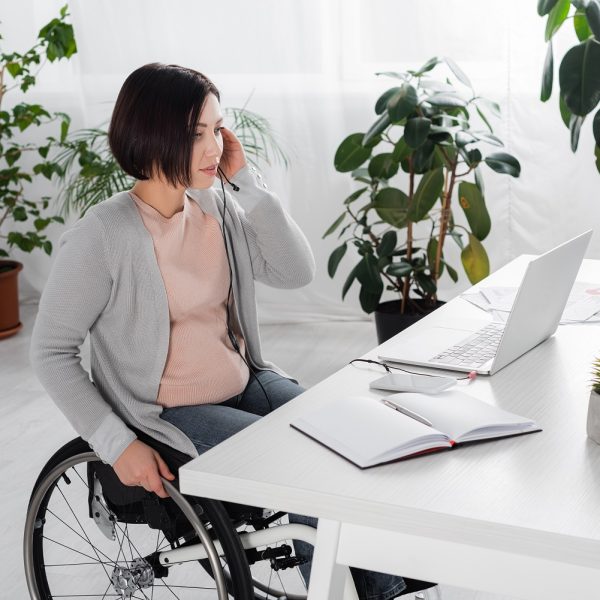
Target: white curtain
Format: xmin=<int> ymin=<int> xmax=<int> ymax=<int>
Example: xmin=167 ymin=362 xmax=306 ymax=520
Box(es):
xmin=5 ymin=0 xmax=600 ymax=323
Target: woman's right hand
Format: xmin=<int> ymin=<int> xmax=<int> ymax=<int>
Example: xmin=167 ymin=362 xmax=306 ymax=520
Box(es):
xmin=113 ymin=439 xmax=175 ymax=498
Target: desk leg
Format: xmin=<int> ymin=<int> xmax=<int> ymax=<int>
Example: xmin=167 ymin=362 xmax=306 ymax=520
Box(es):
xmin=307 ymin=519 xmax=358 ymax=600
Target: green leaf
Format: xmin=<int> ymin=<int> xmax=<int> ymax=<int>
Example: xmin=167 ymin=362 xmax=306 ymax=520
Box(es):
xmin=559 ymin=93 xmax=572 ymax=127
xmin=12 ymin=206 xmax=28 ymax=221
xmin=392 ymin=137 xmax=411 ymax=162
xmin=405 ymin=117 xmax=431 ymax=148
xmin=461 ymin=235 xmax=490 ymax=284
xmin=458 ymin=181 xmax=491 ymax=241
xmin=467 ymin=148 xmax=482 ymax=166
xmin=328 ymin=243 xmax=347 ymax=277
xmin=474 ymin=166 xmax=485 ymax=195
xmin=455 ymin=130 xmax=478 ymax=147
xmin=323 ymin=213 xmax=347 ymax=238
xmin=375 ymin=87 xmax=402 ymax=115
xmin=472 ymin=131 xmax=504 ymax=146
xmin=334 ymin=133 xmax=372 ymax=172
xmin=574 ymin=8 xmax=593 ymax=40
xmin=414 ymin=271 xmax=437 ymax=295
xmin=356 ymin=254 xmax=383 ymax=291
xmin=415 ymin=56 xmax=440 ymax=75
xmin=358 ymin=286 xmax=382 ymax=314
xmin=344 ymin=187 xmax=368 ymax=205
xmin=541 ymin=41 xmax=554 ymax=101
xmin=427 ymin=93 xmax=467 ymax=108
xmin=34 ymin=217 xmax=51 ymax=231
xmin=378 ymin=230 xmax=397 ymax=257
xmin=593 ymin=109 xmax=600 ymax=146
xmin=545 ymin=0 xmax=571 ymax=41
xmin=410 ymin=167 xmax=444 ymax=221
xmin=559 ymin=38 xmax=600 ymax=116
xmin=570 ymin=113 xmax=585 ymax=151
xmin=43 ymin=240 xmax=53 ymax=256
xmin=342 ymin=263 xmax=359 ymax=299
xmin=478 ymin=97 xmax=501 ymax=118
xmin=6 ymin=62 xmax=22 ymax=77
xmin=586 ymin=0 xmax=600 ymax=39
xmin=595 ymin=144 xmax=600 ymax=174
xmin=373 ymin=187 xmax=409 ymax=228
xmin=5 ymin=147 xmax=21 ymax=167
xmin=444 ymin=57 xmax=472 ymax=88
xmin=386 ymin=260 xmax=413 ymax=277
xmin=411 ymin=140 xmax=435 ymax=173
xmin=538 ymin=0 xmax=560 ymax=16
xmin=427 ymin=238 xmax=439 ymax=270
xmin=445 ymin=262 xmax=459 ymax=282
xmin=387 ymin=84 xmax=418 ymax=122
xmin=475 ymin=106 xmax=494 ymax=133
xmin=484 ymin=152 xmax=521 ymax=177
xmin=368 ymin=153 xmax=399 ymax=179
xmin=363 ymin=112 xmax=391 ymax=146
xmin=60 ymin=118 xmax=69 ymax=142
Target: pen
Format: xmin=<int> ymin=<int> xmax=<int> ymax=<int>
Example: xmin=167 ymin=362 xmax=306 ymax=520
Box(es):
xmin=381 ymin=399 xmax=433 ymax=427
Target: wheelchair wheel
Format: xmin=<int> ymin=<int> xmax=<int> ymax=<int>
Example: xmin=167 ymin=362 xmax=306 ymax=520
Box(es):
xmin=23 ymin=438 xmax=254 ymax=599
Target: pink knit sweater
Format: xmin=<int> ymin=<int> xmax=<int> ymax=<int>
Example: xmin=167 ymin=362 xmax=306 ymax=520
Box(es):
xmin=131 ymin=191 xmax=249 ymax=407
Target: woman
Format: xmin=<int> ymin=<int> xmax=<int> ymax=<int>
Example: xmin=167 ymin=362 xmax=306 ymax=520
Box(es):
xmin=30 ymin=63 xmax=414 ymax=599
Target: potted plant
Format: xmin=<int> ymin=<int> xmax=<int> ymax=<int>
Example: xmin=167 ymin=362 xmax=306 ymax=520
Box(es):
xmin=587 ymin=356 xmax=600 ymax=443
xmin=538 ymin=0 xmax=600 ymax=169
xmin=324 ymin=57 xmax=521 ymax=342
xmin=0 ymin=5 xmax=75 ymax=338
xmin=52 ymin=104 xmax=290 ymax=218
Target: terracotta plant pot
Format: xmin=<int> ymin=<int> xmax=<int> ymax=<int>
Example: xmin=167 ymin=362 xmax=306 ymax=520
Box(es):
xmin=374 ymin=299 xmax=444 ymax=344
xmin=587 ymin=389 xmax=600 ymax=445
xmin=0 ymin=260 xmax=23 ymax=339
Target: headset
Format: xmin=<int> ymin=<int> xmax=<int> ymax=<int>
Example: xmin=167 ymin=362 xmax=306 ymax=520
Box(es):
xmin=216 ymin=165 xmax=273 ymax=412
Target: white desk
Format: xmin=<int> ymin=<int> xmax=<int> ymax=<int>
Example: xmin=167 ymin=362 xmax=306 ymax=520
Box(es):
xmin=180 ymin=257 xmax=600 ymax=599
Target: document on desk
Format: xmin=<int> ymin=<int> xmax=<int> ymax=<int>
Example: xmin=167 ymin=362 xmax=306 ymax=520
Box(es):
xmin=290 ymin=391 xmax=541 ymax=469
xmin=462 ymin=282 xmax=600 ymax=324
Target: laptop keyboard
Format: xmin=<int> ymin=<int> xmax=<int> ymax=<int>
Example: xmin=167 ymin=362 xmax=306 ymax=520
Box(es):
xmin=430 ymin=323 xmax=504 ymax=368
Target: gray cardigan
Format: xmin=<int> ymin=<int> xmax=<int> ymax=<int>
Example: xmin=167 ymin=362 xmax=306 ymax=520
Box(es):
xmin=30 ymin=166 xmax=315 ymax=465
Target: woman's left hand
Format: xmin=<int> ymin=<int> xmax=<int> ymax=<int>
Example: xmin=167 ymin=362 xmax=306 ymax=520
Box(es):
xmin=219 ymin=127 xmax=247 ymax=180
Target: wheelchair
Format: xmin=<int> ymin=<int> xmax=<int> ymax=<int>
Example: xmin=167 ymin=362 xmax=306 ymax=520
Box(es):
xmin=23 ymin=429 xmax=316 ymax=600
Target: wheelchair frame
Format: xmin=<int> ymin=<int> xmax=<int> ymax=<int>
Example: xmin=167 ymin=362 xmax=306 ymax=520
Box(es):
xmin=23 ymin=437 xmax=316 ymax=600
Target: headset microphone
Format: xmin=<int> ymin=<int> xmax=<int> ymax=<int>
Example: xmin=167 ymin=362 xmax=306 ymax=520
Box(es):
xmin=217 ymin=166 xmax=240 ymax=191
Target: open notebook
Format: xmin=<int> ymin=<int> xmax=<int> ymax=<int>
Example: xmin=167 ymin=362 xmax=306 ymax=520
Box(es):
xmin=291 ymin=391 xmax=541 ymax=468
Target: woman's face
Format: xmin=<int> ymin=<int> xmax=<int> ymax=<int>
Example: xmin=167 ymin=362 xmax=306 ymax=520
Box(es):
xmin=189 ymin=93 xmax=224 ymax=189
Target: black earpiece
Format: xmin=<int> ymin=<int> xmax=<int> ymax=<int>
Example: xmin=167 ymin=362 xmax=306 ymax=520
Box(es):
xmin=217 ymin=166 xmax=240 ymax=192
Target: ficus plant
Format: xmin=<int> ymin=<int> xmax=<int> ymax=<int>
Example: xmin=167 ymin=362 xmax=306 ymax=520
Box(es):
xmin=538 ymin=0 xmax=600 ymax=168
xmin=0 ymin=5 xmax=76 ymax=262
xmin=324 ymin=57 xmax=521 ymax=315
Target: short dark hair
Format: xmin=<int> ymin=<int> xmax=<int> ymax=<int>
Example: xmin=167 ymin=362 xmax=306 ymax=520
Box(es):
xmin=108 ymin=63 xmax=220 ymax=187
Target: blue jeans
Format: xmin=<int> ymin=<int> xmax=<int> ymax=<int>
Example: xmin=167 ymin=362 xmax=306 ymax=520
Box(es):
xmin=160 ymin=369 xmax=407 ymax=600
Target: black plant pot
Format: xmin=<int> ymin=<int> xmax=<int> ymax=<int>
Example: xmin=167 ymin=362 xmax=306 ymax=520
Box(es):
xmin=374 ymin=299 xmax=444 ymax=344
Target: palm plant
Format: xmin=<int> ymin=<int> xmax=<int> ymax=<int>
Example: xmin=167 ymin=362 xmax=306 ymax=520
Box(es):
xmin=54 ymin=104 xmax=289 ymax=218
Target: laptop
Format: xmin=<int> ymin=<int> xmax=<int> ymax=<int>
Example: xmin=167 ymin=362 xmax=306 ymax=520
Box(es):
xmin=378 ymin=230 xmax=593 ymax=376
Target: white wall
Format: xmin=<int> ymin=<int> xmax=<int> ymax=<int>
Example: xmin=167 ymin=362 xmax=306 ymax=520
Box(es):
xmin=3 ymin=0 xmax=599 ymax=323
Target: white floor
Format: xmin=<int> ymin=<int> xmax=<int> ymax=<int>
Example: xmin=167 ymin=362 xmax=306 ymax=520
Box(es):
xmin=1 ymin=302 xmax=517 ymax=599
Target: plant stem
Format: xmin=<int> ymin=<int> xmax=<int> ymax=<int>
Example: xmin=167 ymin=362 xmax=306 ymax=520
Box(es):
xmin=401 ymin=157 xmax=415 ymax=314
xmin=433 ymin=160 xmax=457 ymax=289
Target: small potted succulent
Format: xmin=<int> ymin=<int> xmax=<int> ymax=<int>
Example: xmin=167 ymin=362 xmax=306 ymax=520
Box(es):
xmin=587 ymin=356 xmax=600 ymax=444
